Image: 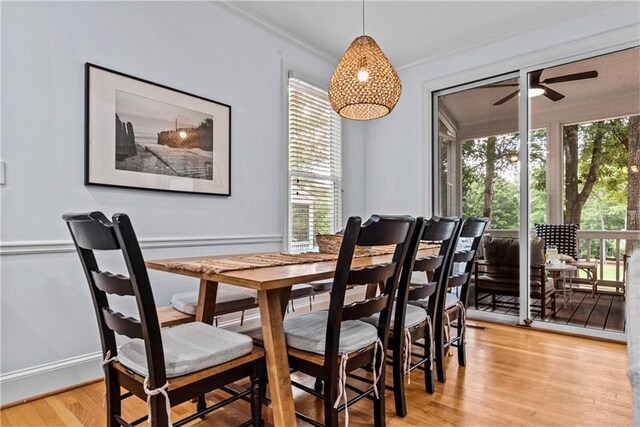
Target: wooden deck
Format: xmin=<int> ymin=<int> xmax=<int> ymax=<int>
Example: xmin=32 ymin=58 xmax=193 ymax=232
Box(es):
xmin=0 ymin=321 xmax=631 ymax=426
xmin=474 ymin=290 xmax=626 ymax=333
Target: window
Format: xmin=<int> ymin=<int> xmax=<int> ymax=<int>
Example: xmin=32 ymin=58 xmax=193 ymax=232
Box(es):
xmin=287 ymin=75 xmax=342 ymax=251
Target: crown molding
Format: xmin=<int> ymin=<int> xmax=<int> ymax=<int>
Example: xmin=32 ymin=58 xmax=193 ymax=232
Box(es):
xmin=210 ymin=0 xmax=338 ymax=65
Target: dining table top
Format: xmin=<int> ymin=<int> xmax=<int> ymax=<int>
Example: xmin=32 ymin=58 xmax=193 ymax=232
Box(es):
xmin=145 ymin=248 xmax=438 ymax=290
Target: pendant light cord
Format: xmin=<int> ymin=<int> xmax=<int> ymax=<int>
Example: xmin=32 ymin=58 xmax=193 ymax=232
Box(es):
xmin=362 ymin=0 xmax=365 ymax=35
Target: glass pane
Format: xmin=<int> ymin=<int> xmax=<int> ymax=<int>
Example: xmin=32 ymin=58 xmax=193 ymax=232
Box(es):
xmin=436 ymin=75 xmax=520 ymax=319
xmin=528 ymin=47 xmax=639 ymax=334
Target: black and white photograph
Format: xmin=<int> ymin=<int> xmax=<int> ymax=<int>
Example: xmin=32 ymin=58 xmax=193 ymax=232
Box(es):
xmin=85 ymin=63 xmax=231 ymax=195
xmin=115 ymin=90 xmax=215 ymax=180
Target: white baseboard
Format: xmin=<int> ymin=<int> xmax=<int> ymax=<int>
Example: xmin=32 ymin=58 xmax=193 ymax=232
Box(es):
xmin=0 ymin=292 xmax=336 ymax=406
xmin=0 ymin=351 xmax=103 ymax=406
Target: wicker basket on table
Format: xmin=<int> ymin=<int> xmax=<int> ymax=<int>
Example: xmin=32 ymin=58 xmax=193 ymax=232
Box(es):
xmin=316 ymin=233 xmax=372 ymax=256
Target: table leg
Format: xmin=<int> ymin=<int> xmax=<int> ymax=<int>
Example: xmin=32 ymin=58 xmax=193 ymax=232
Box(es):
xmin=258 ymin=288 xmax=296 ymax=427
xmin=196 ymin=279 xmax=218 ymax=324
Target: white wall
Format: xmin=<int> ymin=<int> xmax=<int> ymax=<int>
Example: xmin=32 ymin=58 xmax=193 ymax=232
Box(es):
xmin=363 ymin=2 xmax=640 ymax=218
xmin=0 ymin=1 xmax=364 ymax=404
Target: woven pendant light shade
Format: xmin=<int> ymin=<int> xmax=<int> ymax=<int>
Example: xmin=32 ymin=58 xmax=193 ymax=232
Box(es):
xmin=329 ymin=35 xmax=402 ymax=121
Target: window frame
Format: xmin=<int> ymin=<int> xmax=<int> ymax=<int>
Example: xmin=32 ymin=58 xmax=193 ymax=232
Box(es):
xmin=283 ymin=65 xmax=343 ymax=252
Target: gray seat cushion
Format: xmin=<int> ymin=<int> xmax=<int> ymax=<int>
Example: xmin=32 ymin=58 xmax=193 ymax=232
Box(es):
xmin=409 ymin=293 xmax=459 ymax=311
xmin=118 ymin=322 xmax=253 ymax=378
xmin=171 ymin=284 xmax=256 ymax=316
xmin=361 ymin=303 xmax=427 ymax=329
xmin=283 ymin=311 xmax=378 ymax=355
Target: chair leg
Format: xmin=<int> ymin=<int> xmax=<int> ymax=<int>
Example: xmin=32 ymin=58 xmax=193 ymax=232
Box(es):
xmin=424 ymin=327 xmax=435 ymax=394
xmin=250 ymin=375 xmax=262 ymax=427
xmin=196 ymin=395 xmax=206 ymax=419
xmin=105 ymin=371 xmax=121 ymax=427
xmin=323 ymin=380 xmax=339 ymax=427
xmin=540 ymin=293 xmax=546 ymax=319
xmin=392 ymin=340 xmax=407 ymax=417
xmin=149 ymin=393 xmax=169 ymax=427
xmin=435 ymin=322 xmax=446 ymax=384
xmin=456 ymin=311 xmax=466 ymax=367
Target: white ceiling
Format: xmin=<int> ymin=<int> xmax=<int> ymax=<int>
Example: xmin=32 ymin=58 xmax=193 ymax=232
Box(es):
xmin=439 ymin=47 xmax=640 ymax=138
xmin=223 ymin=1 xmax=629 ymax=68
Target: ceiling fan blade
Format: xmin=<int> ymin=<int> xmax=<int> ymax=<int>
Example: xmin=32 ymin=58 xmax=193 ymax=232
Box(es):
xmin=542 ymin=86 xmax=565 ymax=102
xmin=493 ymin=90 xmax=519 ymax=106
xmin=542 ymin=71 xmax=598 ymax=85
xmin=530 ymin=69 xmax=543 ymax=83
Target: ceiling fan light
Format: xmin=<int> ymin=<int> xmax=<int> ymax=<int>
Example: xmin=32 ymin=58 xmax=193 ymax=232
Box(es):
xmin=528 ymin=87 xmax=546 ymax=97
xmin=329 ymin=35 xmax=402 ymax=121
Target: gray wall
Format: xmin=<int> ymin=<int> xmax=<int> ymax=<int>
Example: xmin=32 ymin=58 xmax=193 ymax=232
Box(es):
xmin=0 ymin=1 xmax=364 ymax=401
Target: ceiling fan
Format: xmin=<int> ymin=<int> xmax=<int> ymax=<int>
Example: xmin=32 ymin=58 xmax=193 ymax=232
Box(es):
xmin=490 ymin=69 xmax=599 ymax=106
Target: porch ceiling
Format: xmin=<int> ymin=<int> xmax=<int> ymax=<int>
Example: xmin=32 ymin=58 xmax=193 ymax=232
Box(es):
xmin=440 ymin=47 xmax=640 ymax=139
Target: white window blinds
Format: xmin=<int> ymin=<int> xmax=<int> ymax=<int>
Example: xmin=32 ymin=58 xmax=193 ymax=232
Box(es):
xmin=287 ymin=76 xmax=342 ymax=252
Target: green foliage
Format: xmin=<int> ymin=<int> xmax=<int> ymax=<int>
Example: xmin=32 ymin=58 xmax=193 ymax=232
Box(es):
xmin=460 ymin=118 xmax=630 ymax=240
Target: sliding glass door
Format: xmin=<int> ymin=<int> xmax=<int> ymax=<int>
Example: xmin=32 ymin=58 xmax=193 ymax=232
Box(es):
xmin=433 ymin=46 xmax=639 ymax=340
xmin=433 ymin=72 xmax=522 ymax=323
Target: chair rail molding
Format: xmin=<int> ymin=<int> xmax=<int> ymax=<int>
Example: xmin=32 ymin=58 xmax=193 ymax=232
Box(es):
xmin=0 ymin=234 xmax=283 ymax=256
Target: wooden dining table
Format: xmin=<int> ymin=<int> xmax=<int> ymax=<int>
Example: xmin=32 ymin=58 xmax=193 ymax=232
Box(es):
xmin=146 ymin=248 xmax=436 ymax=427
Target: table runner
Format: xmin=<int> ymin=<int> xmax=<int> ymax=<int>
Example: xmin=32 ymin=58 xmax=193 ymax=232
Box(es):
xmin=165 ymin=244 xmax=437 ymax=275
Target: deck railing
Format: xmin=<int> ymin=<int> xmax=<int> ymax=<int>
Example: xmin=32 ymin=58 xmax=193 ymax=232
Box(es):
xmin=488 ymin=229 xmax=640 ymax=289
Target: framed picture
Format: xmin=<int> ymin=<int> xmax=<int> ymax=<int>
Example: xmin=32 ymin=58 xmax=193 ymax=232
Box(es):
xmin=85 ymin=63 xmax=231 ymax=196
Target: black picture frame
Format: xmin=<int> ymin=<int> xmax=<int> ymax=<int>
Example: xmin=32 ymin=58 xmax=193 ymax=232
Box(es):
xmin=85 ymin=63 xmax=231 ymax=196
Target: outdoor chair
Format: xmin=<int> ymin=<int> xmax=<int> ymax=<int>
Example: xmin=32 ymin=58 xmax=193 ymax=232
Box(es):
xmin=474 ymin=235 xmax=557 ymax=319
xmin=535 ymin=223 xmax=599 ymax=296
xmin=63 ymin=212 xmax=264 ymax=427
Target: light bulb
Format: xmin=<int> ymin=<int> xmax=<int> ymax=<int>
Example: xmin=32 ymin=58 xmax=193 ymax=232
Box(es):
xmin=529 ymin=87 xmax=545 ymax=97
xmin=179 ymin=131 xmax=187 ymax=139
xmin=357 ymin=68 xmax=369 ymax=82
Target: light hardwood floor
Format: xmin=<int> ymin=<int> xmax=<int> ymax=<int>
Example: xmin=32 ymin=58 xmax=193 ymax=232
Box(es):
xmin=1 ymin=321 xmax=631 ymax=426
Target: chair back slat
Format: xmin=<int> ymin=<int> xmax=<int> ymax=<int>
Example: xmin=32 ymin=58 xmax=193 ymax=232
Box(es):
xmin=64 ymin=211 xmax=167 ymax=388
xmin=453 ymin=250 xmax=475 ymax=263
xmin=414 ymin=255 xmax=443 ymax=272
xmin=408 ymin=283 xmax=433 ymax=301
xmin=347 ymin=263 xmax=396 ymax=287
xmin=63 ymin=212 xmax=121 ymax=250
xmin=421 ymin=218 xmax=459 ymax=244
xmin=91 ymin=271 xmax=135 ymax=296
xmin=448 ymin=273 xmax=469 ymax=289
xmin=342 ymin=295 xmax=389 ymax=321
xmin=357 ymin=215 xmax=414 ymax=246
xmin=460 ymin=220 xmax=487 ymax=238
xmin=102 ymin=308 xmax=144 ymax=340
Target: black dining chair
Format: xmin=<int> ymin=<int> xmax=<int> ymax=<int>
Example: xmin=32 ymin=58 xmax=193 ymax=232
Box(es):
xmin=442 ymin=217 xmax=488 ymax=368
xmin=280 ymin=214 xmax=415 ymax=427
xmin=369 ymin=216 xmax=460 ymax=417
xmin=63 ymin=211 xmax=264 ymax=427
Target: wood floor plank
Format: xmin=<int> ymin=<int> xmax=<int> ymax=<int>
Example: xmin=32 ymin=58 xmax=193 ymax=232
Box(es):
xmin=585 ymin=294 xmax=613 ymax=330
xmin=0 ymin=321 xmax=630 ymax=426
xmin=606 ymin=296 xmax=626 ymax=332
